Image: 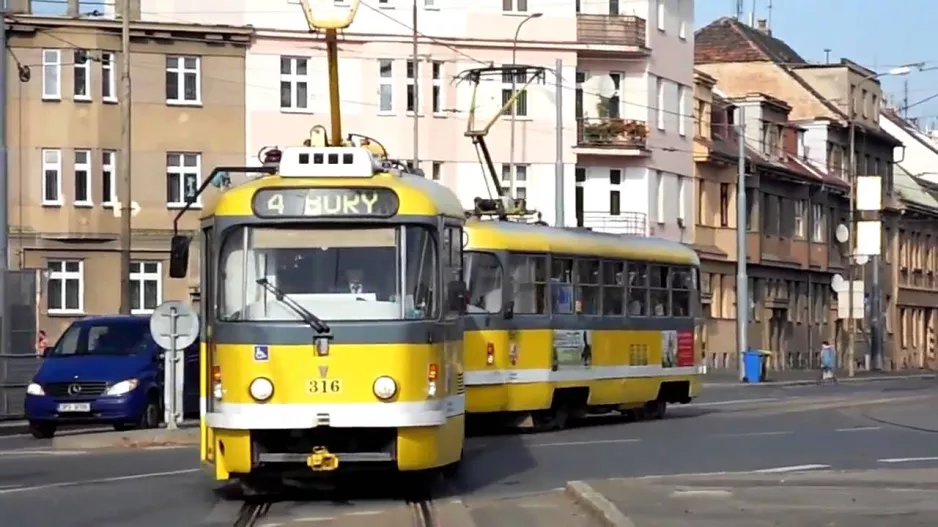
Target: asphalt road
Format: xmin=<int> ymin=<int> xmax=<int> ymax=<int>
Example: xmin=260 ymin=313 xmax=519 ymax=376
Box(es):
xmin=1 ymin=377 xmax=937 ymax=526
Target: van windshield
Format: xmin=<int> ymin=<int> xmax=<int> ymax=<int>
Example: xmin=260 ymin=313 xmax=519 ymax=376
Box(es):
xmin=48 ymin=321 xmax=150 ymax=357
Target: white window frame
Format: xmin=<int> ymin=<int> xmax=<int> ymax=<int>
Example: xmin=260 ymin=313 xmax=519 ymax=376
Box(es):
xmin=794 ymin=200 xmax=805 ymax=238
xmin=656 ymin=78 xmax=665 ymax=130
xmin=42 ymin=49 xmax=61 ymax=101
xmin=41 ymin=148 xmax=62 ymax=207
xmin=677 ymin=175 xmax=686 ymax=221
xmin=502 ymin=0 xmax=528 ymax=13
xmin=406 ymin=59 xmax=420 ymax=115
xmin=280 ymin=56 xmax=311 ymax=112
xmin=378 ymin=59 xmax=394 ymax=115
xmin=431 ymin=61 xmax=445 ymax=115
xmin=655 ymin=170 xmax=665 ymax=224
xmin=165 ymin=55 xmax=202 ymax=105
xmin=129 ymin=261 xmax=163 ymax=314
xmin=812 ymin=204 xmax=824 ymax=242
xmin=656 ymin=0 xmax=665 ymax=31
xmin=677 ymin=85 xmax=687 ymax=136
xmin=73 ymin=50 xmax=91 ymax=101
xmin=73 ymin=149 xmax=92 ymax=206
xmin=501 ymin=163 xmax=528 ymax=199
xmin=102 ymin=150 xmax=117 ymax=207
xmin=101 ymin=52 xmax=116 ymax=102
xmin=501 ymin=69 xmax=529 ymax=118
xmin=47 ymin=260 xmax=84 ymax=315
xmin=166 ymin=152 xmax=202 ymax=208
xmin=678 ymin=7 xmax=687 ymax=39
xmin=609 ymin=169 xmax=621 ymax=216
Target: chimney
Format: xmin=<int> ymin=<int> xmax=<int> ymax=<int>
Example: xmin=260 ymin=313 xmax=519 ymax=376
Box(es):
xmin=756 ymin=18 xmax=769 ymax=34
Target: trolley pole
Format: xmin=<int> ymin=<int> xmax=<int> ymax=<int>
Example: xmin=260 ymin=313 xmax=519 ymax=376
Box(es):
xmin=736 ymin=109 xmax=748 ymax=381
xmin=0 ymin=1 xmax=9 ymax=359
xmin=411 ymin=0 xmax=418 ymax=169
xmin=553 ymin=58 xmax=563 ymax=226
xmin=118 ymin=0 xmax=133 ymax=314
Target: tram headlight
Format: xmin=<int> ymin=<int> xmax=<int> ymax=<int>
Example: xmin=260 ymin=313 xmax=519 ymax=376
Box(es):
xmin=249 ymin=377 xmax=274 ymax=402
xmin=373 ymin=376 xmax=398 ymax=400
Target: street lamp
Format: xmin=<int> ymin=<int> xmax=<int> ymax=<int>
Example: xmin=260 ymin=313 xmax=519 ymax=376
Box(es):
xmin=845 ymin=62 xmax=922 ymax=377
xmin=508 ymin=12 xmax=542 ymax=199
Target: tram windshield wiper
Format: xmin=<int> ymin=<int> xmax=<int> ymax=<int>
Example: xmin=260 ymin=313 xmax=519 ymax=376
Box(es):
xmin=255 ymin=277 xmax=331 ymax=334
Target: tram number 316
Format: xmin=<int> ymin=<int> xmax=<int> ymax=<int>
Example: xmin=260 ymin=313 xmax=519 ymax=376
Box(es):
xmin=308 ymin=380 xmax=342 ymax=394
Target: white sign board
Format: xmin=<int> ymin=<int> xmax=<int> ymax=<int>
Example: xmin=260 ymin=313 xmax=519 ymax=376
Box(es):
xmin=855 ymin=221 xmax=882 ymax=256
xmin=836 ymin=281 xmax=864 ymax=320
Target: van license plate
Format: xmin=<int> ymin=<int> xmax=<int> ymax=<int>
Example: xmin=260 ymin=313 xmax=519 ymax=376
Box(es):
xmin=57 ymin=403 xmax=90 ymax=412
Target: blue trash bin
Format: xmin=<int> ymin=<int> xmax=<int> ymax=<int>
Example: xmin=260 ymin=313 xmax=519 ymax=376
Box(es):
xmin=743 ymin=350 xmax=764 ymax=384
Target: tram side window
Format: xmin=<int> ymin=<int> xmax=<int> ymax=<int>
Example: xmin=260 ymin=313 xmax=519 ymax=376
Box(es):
xmin=443 ymin=227 xmax=464 ymax=316
xmin=602 ymin=260 xmax=625 ymax=315
xmin=576 ymin=259 xmax=601 ymax=315
xmin=551 ymin=258 xmax=575 ymax=314
xmin=670 ymin=266 xmax=693 ymax=317
xmin=649 ymin=265 xmax=671 ymax=316
xmin=464 ymin=252 xmax=503 ymax=314
xmin=507 ymin=254 xmax=547 ymax=314
xmin=627 ymin=262 xmax=648 ymax=316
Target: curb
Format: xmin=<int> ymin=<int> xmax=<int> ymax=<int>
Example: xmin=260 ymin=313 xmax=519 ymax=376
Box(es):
xmin=50 ymin=427 xmax=199 ymax=450
xmin=704 ymin=373 xmax=935 ymax=388
xmin=564 ymin=481 xmax=636 ymax=527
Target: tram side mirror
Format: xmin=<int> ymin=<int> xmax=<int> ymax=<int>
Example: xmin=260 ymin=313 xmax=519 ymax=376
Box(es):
xmin=447 ymin=280 xmax=468 ymax=314
xmin=169 ymin=235 xmax=191 ymax=279
xmin=503 ymin=300 xmax=514 ymax=320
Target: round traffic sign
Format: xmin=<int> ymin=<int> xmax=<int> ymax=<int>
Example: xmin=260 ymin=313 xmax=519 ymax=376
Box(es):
xmin=149 ymin=300 xmax=200 ymax=351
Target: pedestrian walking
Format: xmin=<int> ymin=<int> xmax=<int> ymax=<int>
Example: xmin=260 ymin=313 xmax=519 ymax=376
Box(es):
xmin=819 ymin=340 xmax=838 ymax=384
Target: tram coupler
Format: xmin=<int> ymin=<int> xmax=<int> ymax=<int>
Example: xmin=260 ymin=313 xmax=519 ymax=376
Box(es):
xmin=306 ymin=447 xmax=339 ymax=471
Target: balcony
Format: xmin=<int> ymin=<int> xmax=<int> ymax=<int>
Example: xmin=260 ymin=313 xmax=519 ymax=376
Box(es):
xmin=581 ymin=211 xmax=647 ymax=235
xmin=574 ymin=118 xmax=650 ymax=157
xmin=576 ymin=14 xmax=649 ymax=53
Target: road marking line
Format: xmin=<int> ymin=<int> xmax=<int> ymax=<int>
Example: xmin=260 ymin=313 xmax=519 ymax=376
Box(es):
xmin=671 ymin=489 xmax=733 ymax=497
xmin=711 ymin=431 xmax=791 ymax=438
xmin=752 ymin=464 xmax=831 ymax=473
xmin=835 ymin=426 xmax=882 ymax=432
xmin=878 ymin=457 xmax=938 ymax=464
xmin=685 ymin=397 xmax=780 ymax=408
xmin=292 ymin=517 xmax=334 ymax=522
xmin=529 ymin=438 xmax=642 ymax=448
xmin=0 ymin=449 xmax=88 ymax=456
xmin=0 ymin=468 xmax=200 ymax=495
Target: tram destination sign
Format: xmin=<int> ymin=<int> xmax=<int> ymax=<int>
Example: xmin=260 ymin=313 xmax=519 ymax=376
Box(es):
xmin=252 ymin=188 xmax=399 ymax=218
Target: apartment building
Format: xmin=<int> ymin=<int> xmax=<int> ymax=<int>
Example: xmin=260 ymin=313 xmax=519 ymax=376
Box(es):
xmin=140 ymin=0 xmax=695 ymax=234
xmin=3 ymin=9 xmax=251 ymax=337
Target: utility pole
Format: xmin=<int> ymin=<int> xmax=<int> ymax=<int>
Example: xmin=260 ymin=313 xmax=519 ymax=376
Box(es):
xmin=554 ymin=58 xmax=563 ymax=226
xmin=903 ymin=78 xmax=909 ymax=118
xmin=846 ymin=97 xmax=857 ymax=377
xmin=509 ymin=13 xmax=541 ymax=198
xmin=411 ymin=0 xmax=418 ymax=170
xmin=118 ymin=0 xmax=133 ymax=314
xmin=0 ymin=1 xmax=9 ymax=359
xmin=824 ymin=48 xmax=831 ymax=64
xmin=736 ymin=108 xmax=748 ymax=381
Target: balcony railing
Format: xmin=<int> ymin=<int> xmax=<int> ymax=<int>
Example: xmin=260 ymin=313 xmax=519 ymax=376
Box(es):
xmin=576 ymin=14 xmax=648 ymax=48
xmin=581 ymin=211 xmax=647 ymax=236
xmin=576 ymin=118 xmax=648 ymax=150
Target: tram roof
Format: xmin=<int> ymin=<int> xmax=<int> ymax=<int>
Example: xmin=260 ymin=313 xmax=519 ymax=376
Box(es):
xmin=464 ymin=220 xmax=700 ymax=265
xmin=203 ymin=171 xmax=466 ymax=219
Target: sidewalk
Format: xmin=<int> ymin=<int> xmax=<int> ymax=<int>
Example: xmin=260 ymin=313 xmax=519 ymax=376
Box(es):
xmin=702 ymin=368 xmax=934 ymax=387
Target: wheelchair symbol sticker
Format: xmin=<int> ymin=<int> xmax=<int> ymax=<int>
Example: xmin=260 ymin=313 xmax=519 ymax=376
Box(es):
xmin=254 ymin=346 xmax=270 ymax=362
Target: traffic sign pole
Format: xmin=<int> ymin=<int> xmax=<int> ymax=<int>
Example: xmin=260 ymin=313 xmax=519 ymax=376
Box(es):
xmin=150 ymin=301 xmax=200 ymax=430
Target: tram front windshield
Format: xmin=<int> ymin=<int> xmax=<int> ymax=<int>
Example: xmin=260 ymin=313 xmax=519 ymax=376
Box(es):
xmin=219 ymin=225 xmax=437 ymax=321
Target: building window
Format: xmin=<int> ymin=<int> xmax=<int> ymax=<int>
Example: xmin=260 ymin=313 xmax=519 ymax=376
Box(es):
xmin=47 ymin=260 xmax=83 ymax=314
xmin=73 ymin=149 xmax=92 ymax=206
xmin=656 ymin=0 xmax=665 ymax=31
xmin=101 ymin=52 xmax=116 ymax=101
xmin=102 ymin=150 xmax=116 ymax=207
xmin=280 ymin=56 xmax=310 ymax=111
xmin=656 ymin=77 xmax=665 ymax=130
xmin=678 ymin=0 xmax=687 ymax=38
xmin=811 ymin=203 xmax=825 ymax=242
xmin=130 ymin=261 xmax=162 ymax=314
xmin=655 ymin=170 xmax=665 ymax=223
xmin=719 ymin=182 xmax=730 ymax=227
xmin=431 ymin=161 xmax=442 ymax=181
xmin=423 ymin=0 xmax=435 ymax=7
xmin=793 ymin=200 xmax=805 ymax=238
xmin=677 ymin=85 xmax=687 ymax=136
xmin=166 ymin=152 xmax=201 ymax=207
xmin=406 ymin=59 xmax=419 ymax=114
xmin=431 ymin=61 xmax=444 ymax=114
xmin=677 ymin=175 xmax=686 ymax=221
xmin=41 ymin=148 xmax=62 ymax=206
xmin=42 ymin=49 xmax=61 ymax=100
xmin=610 ymin=169 xmax=621 ymax=215
xmin=501 ymin=68 xmax=528 ymax=117
xmin=501 ymin=164 xmax=528 ymax=199
xmin=73 ymin=50 xmax=91 ymax=100
xmin=502 ymin=0 xmax=528 ymax=12
xmin=378 ymin=59 xmax=393 ymax=113
xmin=609 ymin=0 xmax=619 ymax=15
xmin=165 ymin=56 xmax=201 ymax=104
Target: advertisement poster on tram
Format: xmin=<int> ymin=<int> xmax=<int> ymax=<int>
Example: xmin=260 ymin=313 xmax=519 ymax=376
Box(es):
xmin=661 ymin=330 xmax=695 ymax=367
xmin=552 ymin=330 xmax=593 ymax=368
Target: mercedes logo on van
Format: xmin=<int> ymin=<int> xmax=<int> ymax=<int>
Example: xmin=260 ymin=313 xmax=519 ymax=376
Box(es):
xmin=68 ymin=384 xmax=82 ymax=396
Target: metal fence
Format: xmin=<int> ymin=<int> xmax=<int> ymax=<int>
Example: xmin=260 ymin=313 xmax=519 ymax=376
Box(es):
xmin=0 ymin=270 xmax=40 ymax=419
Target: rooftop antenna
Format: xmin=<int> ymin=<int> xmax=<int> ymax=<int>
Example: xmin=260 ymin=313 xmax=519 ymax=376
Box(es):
xmin=824 ymin=48 xmax=831 ymax=64
xmin=735 ymin=0 xmax=743 ymax=19
xmin=297 ymin=0 xmax=360 ymax=146
xmin=749 ymin=0 xmax=756 ymax=25
xmin=766 ymin=0 xmax=773 ymax=31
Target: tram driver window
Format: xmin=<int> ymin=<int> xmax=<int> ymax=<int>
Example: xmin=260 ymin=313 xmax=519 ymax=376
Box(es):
xmin=551 ymin=258 xmax=574 ymax=314
xmin=602 ymin=261 xmax=625 ymax=315
xmin=649 ymin=265 xmax=671 ymax=316
xmin=507 ymin=254 xmax=547 ymax=314
xmin=670 ymin=266 xmax=693 ymax=317
xmin=626 ymin=262 xmax=648 ymax=316
xmin=464 ymin=252 xmax=503 ymax=314
xmin=576 ymin=259 xmax=601 ymax=315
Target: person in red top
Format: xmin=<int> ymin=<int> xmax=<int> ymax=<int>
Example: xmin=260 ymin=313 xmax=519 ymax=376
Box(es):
xmin=36 ymin=330 xmax=48 ymax=358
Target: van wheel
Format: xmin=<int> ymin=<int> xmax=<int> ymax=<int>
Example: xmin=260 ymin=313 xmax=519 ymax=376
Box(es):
xmin=138 ymin=396 xmax=162 ymax=429
xmin=28 ymin=421 xmax=56 ymax=439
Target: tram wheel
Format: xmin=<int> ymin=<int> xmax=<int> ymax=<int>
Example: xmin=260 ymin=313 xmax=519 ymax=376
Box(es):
xmin=531 ymin=406 xmax=569 ymax=432
xmin=646 ymin=401 xmax=667 ymax=420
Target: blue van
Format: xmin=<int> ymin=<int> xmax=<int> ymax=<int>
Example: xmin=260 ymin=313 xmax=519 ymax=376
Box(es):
xmin=24 ymin=315 xmax=200 ymax=439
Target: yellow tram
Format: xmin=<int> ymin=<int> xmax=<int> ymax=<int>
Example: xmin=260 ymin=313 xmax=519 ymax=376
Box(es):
xmin=462 ymin=220 xmax=702 ymax=430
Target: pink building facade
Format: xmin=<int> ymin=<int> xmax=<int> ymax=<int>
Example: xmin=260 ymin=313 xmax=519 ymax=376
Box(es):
xmin=142 ymin=0 xmax=695 ymax=235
